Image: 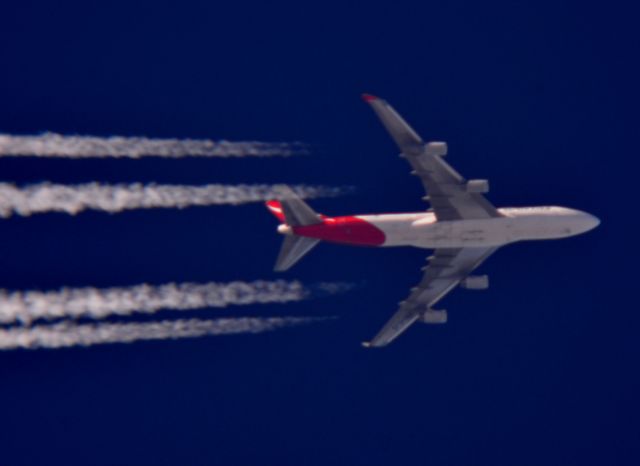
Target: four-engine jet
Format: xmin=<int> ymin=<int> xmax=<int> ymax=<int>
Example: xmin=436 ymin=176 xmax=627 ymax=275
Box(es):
xmin=266 ymin=94 xmax=599 ymax=347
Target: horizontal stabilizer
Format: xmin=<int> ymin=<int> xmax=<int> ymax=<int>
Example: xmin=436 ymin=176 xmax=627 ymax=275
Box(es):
xmin=275 ymin=185 xmax=322 ymax=227
xmin=274 ymin=235 xmax=320 ymax=271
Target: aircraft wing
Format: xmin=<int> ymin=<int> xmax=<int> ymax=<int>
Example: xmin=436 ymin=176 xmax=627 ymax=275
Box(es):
xmin=363 ymin=94 xmax=500 ymax=221
xmin=363 ymin=247 xmax=497 ymax=348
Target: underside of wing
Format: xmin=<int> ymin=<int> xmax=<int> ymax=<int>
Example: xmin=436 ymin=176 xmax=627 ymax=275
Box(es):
xmin=364 ymin=247 xmax=497 ymax=348
xmin=409 ymin=146 xmax=499 ymax=221
xmin=362 ymin=94 xmax=424 ymax=155
xmin=363 ymin=94 xmax=500 ymax=221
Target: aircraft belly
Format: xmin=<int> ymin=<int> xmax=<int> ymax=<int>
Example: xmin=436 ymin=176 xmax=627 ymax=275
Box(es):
xmin=364 ymin=212 xmax=591 ymax=248
xmin=422 ymin=219 xmax=513 ymax=247
xmin=358 ymin=214 xmax=427 ymax=247
xmin=366 ymin=216 xmax=515 ymax=248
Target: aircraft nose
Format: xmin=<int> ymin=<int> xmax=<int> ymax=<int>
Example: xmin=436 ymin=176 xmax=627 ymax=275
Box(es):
xmin=576 ymin=212 xmax=600 ymax=234
xmin=587 ymin=213 xmax=600 ymax=230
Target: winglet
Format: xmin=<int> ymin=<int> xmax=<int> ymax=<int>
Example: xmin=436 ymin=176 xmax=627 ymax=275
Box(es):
xmin=361 ymin=93 xmax=379 ymax=103
xmin=361 ymin=341 xmax=372 ymax=348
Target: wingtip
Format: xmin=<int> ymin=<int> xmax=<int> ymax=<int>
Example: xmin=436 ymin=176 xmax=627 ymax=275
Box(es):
xmin=361 ymin=341 xmax=372 ymax=348
xmin=361 ymin=93 xmax=379 ymax=103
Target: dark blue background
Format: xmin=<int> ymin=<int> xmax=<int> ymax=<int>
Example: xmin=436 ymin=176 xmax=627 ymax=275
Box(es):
xmin=0 ymin=1 xmax=637 ymax=465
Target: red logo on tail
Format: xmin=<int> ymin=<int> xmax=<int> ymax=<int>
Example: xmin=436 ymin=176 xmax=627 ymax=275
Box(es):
xmin=265 ymin=200 xmax=286 ymax=222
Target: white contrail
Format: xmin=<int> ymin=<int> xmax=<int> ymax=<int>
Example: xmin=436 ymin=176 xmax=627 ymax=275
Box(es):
xmin=0 ymin=133 xmax=306 ymax=158
xmin=0 ymin=280 xmax=351 ymax=325
xmin=0 ymin=182 xmax=348 ymax=217
xmin=0 ymin=317 xmax=325 ymax=351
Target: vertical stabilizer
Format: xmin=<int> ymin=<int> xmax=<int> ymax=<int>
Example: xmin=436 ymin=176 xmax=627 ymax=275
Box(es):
xmin=267 ymin=185 xmax=323 ymax=271
xmin=266 ymin=200 xmax=286 ymax=222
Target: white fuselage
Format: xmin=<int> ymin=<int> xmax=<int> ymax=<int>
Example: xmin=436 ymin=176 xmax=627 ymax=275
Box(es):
xmin=359 ymin=206 xmax=600 ymax=249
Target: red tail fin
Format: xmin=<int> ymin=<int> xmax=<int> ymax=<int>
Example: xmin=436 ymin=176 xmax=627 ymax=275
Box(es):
xmin=265 ymin=200 xmax=286 ymax=222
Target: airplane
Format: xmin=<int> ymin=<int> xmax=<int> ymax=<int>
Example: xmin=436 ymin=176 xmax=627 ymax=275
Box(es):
xmin=266 ymin=94 xmax=600 ymax=348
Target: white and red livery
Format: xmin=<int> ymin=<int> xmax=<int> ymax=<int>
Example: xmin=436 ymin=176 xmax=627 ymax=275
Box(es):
xmin=267 ymin=95 xmax=599 ymax=347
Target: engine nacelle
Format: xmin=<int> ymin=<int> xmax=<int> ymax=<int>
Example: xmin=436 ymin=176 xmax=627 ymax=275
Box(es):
xmin=420 ymin=309 xmax=448 ymax=324
xmin=461 ymin=275 xmax=489 ymax=290
xmin=425 ymin=141 xmax=448 ymax=157
xmin=466 ymin=179 xmax=489 ymax=193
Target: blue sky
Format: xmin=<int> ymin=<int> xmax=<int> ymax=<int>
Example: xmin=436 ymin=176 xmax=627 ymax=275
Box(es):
xmin=0 ymin=1 xmax=637 ymax=465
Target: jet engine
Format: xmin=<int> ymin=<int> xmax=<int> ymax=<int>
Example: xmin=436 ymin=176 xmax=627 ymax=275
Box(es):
xmin=461 ymin=275 xmax=489 ymax=290
xmin=425 ymin=141 xmax=448 ymax=157
xmin=420 ymin=309 xmax=448 ymax=324
xmin=466 ymin=179 xmax=489 ymax=193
